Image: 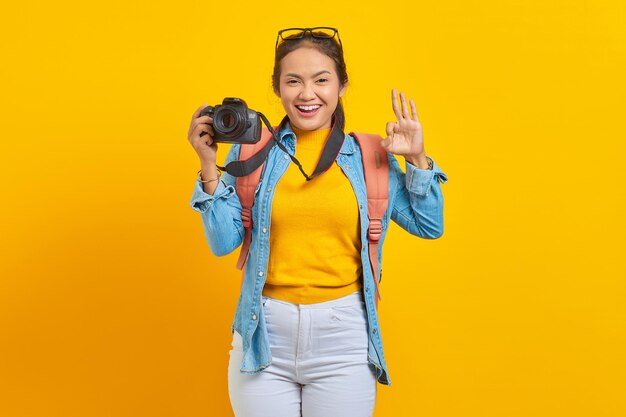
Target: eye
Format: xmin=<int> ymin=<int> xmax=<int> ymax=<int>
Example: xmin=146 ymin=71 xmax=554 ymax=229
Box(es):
xmin=286 ymin=79 xmax=300 ymax=85
xmin=316 ymin=78 xmax=329 ymax=83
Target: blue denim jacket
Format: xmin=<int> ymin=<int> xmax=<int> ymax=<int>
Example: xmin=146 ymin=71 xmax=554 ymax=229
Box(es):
xmin=190 ymin=123 xmax=448 ymax=386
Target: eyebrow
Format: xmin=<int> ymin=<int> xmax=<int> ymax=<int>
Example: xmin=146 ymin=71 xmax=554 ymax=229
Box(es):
xmin=284 ymin=70 xmax=332 ymax=79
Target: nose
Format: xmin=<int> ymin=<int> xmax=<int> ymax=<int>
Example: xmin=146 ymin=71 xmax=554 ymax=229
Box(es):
xmin=299 ymin=82 xmax=316 ymax=101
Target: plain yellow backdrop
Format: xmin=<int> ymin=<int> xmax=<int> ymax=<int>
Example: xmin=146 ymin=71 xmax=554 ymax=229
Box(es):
xmin=1 ymin=1 xmax=625 ymax=416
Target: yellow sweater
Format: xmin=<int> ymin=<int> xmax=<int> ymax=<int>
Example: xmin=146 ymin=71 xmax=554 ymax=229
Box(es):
xmin=262 ymin=127 xmax=363 ymax=304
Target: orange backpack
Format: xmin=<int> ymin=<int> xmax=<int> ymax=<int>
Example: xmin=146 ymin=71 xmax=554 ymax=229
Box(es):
xmin=234 ymin=128 xmax=389 ymax=308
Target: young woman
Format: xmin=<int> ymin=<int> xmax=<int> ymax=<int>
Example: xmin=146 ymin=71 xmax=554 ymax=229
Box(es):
xmin=187 ymin=27 xmax=447 ymax=417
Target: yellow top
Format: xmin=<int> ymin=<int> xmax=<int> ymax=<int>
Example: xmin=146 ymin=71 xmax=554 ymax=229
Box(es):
xmin=262 ymin=126 xmax=363 ymax=304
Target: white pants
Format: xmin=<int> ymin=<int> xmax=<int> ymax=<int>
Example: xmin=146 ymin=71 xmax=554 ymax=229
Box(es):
xmin=228 ymin=291 xmax=377 ymax=417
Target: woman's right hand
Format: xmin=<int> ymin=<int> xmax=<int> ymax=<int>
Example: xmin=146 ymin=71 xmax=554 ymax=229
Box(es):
xmin=188 ymin=104 xmax=218 ymax=164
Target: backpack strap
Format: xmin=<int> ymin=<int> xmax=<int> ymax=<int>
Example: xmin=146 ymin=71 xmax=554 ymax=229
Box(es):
xmin=235 ymin=128 xmax=274 ymax=270
xmin=350 ymin=132 xmax=389 ymax=310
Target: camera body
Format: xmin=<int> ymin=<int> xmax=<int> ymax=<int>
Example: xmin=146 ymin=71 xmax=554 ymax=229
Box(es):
xmin=200 ymin=98 xmax=262 ymax=144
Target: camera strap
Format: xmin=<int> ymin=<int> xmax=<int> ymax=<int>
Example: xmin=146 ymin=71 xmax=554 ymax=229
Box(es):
xmin=217 ymin=107 xmax=346 ymax=181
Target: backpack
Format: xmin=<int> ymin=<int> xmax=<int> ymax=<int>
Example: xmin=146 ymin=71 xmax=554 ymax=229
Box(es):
xmin=234 ymin=128 xmax=389 ymax=308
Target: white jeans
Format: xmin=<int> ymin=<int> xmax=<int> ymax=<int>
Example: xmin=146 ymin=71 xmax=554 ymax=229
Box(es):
xmin=228 ymin=291 xmax=377 ymax=417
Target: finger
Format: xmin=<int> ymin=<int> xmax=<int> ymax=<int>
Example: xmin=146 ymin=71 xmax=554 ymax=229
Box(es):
xmin=190 ymin=124 xmax=207 ymax=141
xmin=410 ymin=99 xmax=421 ymax=123
xmin=380 ymin=133 xmax=392 ymax=150
xmin=191 ymin=103 xmax=209 ymax=120
xmin=191 ymin=124 xmax=212 ymax=144
xmin=391 ymin=88 xmax=403 ymax=120
xmin=198 ymin=125 xmax=214 ymax=138
xmin=188 ymin=115 xmax=213 ymax=133
xmin=385 ymin=121 xmax=397 ymax=138
xmin=400 ymin=92 xmax=410 ymax=119
xmin=380 ymin=138 xmax=391 ymax=152
xmin=206 ymin=125 xmax=214 ymax=137
xmin=188 ymin=115 xmax=213 ymax=139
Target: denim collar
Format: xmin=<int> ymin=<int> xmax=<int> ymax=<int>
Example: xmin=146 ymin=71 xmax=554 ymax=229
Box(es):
xmin=277 ymin=122 xmax=356 ymax=155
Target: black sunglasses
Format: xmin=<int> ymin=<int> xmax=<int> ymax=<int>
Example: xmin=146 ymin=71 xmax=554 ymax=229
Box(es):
xmin=275 ymin=27 xmax=342 ymax=50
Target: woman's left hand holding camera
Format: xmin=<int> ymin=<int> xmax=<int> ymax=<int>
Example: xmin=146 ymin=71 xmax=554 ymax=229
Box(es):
xmin=381 ymin=89 xmax=431 ymax=169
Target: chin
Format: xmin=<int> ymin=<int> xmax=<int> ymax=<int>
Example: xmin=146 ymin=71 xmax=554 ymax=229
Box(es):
xmin=296 ymin=121 xmax=321 ymax=131
xmin=290 ymin=116 xmax=331 ymax=131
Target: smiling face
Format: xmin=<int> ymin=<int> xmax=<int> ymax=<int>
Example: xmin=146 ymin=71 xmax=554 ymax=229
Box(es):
xmin=276 ymin=46 xmax=346 ymax=131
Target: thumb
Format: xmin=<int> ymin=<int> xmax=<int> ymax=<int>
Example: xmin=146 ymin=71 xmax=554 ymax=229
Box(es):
xmin=380 ymin=136 xmax=393 ymax=152
xmin=385 ymin=121 xmax=396 ymax=138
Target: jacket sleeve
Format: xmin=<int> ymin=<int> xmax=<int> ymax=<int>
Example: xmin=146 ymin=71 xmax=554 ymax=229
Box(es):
xmin=388 ymin=153 xmax=448 ymax=239
xmin=189 ymin=144 xmax=245 ymax=256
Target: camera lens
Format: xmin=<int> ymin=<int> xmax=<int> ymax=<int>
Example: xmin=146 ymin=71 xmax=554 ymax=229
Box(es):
xmin=214 ymin=107 xmax=245 ymax=138
xmin=222 ymin=113 xmax=236 ymax=129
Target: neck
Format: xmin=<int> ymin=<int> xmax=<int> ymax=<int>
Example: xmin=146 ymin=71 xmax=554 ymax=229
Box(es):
xmin=292 ymin=125 xmax=332 ymax=145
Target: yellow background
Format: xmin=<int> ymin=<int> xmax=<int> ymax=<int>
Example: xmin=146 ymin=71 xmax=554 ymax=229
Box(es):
xmin=1 ymin=1 xmax=625 ymax=416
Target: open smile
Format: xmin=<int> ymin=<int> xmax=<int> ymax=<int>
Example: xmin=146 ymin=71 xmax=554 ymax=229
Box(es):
xmin=295 ymin=104 xmax=322 ymax=117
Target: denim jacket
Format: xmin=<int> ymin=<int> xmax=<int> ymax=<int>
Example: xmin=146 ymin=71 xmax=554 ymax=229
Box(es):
xmin=190 ymin=123 xmax=448 ymax=386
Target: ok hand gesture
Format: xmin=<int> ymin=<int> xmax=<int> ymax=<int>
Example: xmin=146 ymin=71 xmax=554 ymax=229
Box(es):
xmin=381 ymin=89 xmax=430 ymax=169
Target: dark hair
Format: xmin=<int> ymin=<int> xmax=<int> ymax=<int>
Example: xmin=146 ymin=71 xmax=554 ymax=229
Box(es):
xmin=272 ymin=32 xmax=348 ymax=97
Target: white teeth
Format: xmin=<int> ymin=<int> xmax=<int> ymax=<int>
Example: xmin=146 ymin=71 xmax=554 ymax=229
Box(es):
xmin=297 ymin=105 xmax=321 ymax=111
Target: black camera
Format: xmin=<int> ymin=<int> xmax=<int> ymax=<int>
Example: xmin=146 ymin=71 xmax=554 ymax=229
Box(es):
xmin=199 ymin=98 xmax=262 ymax=144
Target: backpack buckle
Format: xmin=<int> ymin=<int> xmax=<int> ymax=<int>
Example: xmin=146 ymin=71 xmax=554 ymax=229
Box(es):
xmin=368 ymin=219 xmax=382 ymax=242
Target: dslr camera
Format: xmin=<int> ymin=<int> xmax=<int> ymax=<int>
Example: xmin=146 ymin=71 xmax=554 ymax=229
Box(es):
xmin=200 ymin=98 xmax=262 ymax=144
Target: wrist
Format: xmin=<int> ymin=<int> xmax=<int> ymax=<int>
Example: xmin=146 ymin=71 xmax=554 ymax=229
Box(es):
xmin=200 ymin=160 xmax=218 ymax=171
xmin=197 ymin=166 xmax=222 ymax=184
xmin=405 ymin=153 xmax=431 ymax=170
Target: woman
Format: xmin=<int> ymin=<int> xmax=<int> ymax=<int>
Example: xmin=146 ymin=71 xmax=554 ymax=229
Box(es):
xmin=187 ymin=27 xmax=447 ymax=417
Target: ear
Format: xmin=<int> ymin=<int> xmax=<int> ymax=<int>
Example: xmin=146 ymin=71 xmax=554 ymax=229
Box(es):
xmin=339 ymin=84 xmax=347 ymax=98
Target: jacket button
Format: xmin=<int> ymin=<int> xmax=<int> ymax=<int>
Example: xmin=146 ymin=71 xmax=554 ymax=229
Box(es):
xmin=262 ymin=228 xmax=267 ymax=233
xmin=252 ymin=314 xmax=257 ymax=320
xmin=284 ymin=155 xmax=289 ymax=160
xmin=267 ymin=188 xmax=272 ymax=193
xmin=258 ymin=271 xmax=264 ymax=276
xmin=365 ymin=287 xmax=369 ymax=292
xmin=372 ymin=328 xmax=377 ymax=334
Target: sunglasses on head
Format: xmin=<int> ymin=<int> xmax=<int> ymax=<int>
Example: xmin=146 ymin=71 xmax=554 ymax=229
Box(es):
xmin=275 ymin=27 xmax=342 ymax=50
